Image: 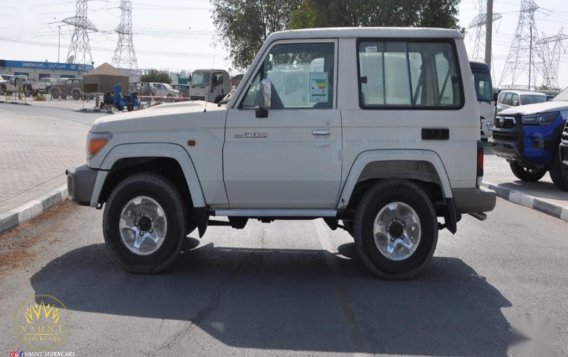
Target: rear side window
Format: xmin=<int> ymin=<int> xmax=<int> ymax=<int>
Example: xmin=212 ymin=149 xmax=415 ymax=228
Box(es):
xmin=358 ymin=40 xmax=463 ymax=109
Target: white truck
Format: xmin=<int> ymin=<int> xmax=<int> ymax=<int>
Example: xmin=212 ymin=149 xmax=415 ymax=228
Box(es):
xmin=67 ymin=27 xmax=496 ymax=279
xmin=190 ymin=69 xmax=230 ymax=103
xmin=0 ymin=74 xmax=33 ymax=96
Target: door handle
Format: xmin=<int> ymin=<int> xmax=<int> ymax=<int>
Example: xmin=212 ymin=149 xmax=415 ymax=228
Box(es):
xmin=312 ymin=129 xmax=331 ymax=136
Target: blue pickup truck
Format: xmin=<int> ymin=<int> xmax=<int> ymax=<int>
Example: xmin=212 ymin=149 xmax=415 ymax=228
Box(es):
xmin=491 ymin=87 xmax=568 ymax=190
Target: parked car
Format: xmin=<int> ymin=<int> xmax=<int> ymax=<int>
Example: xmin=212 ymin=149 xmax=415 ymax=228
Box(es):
xmin=172 ymin=84 xmax=189 ymax=98
xmin=139 ymin=82 xmax=180 ymax=100
xmin=496 ymin=89 xmax=547 ymax=113
xmin=0 ymin=74 xmax=33 ymax=96
xmin=50 ymin=78 xmax=84 ymax=100
xmin=67 ymin=27 xmax=495 ymax=279
xmin=491 ymin=86 xmax=568 ymax=190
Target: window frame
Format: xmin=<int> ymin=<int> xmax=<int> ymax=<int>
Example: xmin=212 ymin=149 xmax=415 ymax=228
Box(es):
xmin=236 ymin=39 xmax=338 ymax=110
xmin=356 ymin=38 xmax=465 ymax=110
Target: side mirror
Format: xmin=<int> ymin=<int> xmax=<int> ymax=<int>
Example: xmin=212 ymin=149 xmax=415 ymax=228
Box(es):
xmin=256 ymin=79 xmax=272 ymax=118
xmin=513 ymin=100 xmax=519 ymax=106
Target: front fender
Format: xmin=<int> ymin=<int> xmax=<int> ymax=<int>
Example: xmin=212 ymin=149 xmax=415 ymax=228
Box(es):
xmin=91 ymin=143 xmax=206 ymax=207
xmin=337 ymin=150 xmax=453 ymax=209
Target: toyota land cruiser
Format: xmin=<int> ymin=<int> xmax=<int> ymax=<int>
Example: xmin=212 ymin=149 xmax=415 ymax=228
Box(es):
xmin=67 ymin=28 xmax=496 ymax=279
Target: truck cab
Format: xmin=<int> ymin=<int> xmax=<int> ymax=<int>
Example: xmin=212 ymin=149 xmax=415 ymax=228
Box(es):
xmin=190 ymin=69 xmax=230 ymax=103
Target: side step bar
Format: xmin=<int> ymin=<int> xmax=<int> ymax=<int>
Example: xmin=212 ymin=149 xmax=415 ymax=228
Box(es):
xmin=468 ymin=212 xmax=487 ymax=221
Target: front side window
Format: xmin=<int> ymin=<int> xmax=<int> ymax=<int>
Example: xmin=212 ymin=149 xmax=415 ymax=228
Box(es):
xmin=521 ymin=94 xmax=546 ymax=105
xmin=358 ymin=40 xmax=463 ymax=109
xmin=240 ymin=42 xmax=335 ymax=109
xmin=472 ymin=67 xmax=493 ymax=102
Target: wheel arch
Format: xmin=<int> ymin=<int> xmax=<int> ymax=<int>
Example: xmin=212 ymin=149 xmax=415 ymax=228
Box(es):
xmin=92 ymin=143 xmax=206 ymax=209
xmin=338 ymin=150 xmax=453 ymax=210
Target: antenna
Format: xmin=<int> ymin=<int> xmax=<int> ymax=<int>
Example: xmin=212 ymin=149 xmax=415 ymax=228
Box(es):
xmin=63 ymin=0 xmax=97 ymax=65
xmin=203 ymin=42 xmax=218 ymax=112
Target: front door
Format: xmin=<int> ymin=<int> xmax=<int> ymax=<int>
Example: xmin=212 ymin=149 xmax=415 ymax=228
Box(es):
xmin=224 ymin=40 xmax=342 ymax=209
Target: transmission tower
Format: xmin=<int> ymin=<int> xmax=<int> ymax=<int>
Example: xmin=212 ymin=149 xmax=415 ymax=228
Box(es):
xmin=499 ymin=0 xmax=543 ymax=89
xmin=468 ymin=0 xmax=502 ymax=60
xmin=63 ymin=0 xmax=97 ymax=65
xmin=112 ymin=0 xmax=138 ymax=70
xmin=538 ymin=28 xmax=568 ymax=89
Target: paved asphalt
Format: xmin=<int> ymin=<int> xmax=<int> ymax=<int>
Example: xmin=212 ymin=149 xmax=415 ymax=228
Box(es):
xmin=0 ymin=197 xmax=566 ymax=356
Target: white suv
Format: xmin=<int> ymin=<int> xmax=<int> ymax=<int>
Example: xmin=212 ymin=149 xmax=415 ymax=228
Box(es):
xmin=67 ymin=27 xmax=495 ymax=279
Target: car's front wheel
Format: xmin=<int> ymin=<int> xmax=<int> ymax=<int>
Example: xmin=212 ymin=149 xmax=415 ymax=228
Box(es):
xmin=353 ymin=180 xmax=438 ymax=280
xmin=509 ymin=162 xmax=547 ymax=182
xmin=103 ymin=173 xmax=187 ymax=273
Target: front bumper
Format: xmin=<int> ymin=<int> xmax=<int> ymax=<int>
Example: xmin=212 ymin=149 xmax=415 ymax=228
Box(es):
xmin=66 ymin=165 xmax=98 ymax=206
xmin=453 ymin=187 xmax=496 ymax=214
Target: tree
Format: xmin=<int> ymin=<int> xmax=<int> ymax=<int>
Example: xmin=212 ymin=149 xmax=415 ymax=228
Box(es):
xmin=211 ymin=0 xmax=302 ymax=69
xmin=140 ymin=69 xmax=172 ymax=84
xmin=289 ymin=0 xmax=460 ymax=29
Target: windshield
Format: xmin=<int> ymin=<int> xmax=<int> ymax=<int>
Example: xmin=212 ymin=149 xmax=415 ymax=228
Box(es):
xmin=191 ymin=72 xmax=210 ymax=87
xmin=471 ymin=69 xmax=493 ymax=102
xmin=553 ymin=87 xmax=568 ymax=101
xmin=520 ymin=94 xmax=547 ymax=105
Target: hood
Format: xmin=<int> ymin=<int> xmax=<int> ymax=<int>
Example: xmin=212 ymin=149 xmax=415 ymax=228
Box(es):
xmin=91 ymin=100 xmax=226 ymax=133
xmin=499 ymin=101 xmax=568 ymax=116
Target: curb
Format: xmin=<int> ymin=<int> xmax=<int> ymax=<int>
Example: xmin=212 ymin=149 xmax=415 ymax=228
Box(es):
xmin=482 ymin=181 xmax=568 ymax=222
xmin=79 ymin=108 xmax=113 ymax=114
xmin=0 ymin=185 xmax=68 ymax=234
xmin=0 ymin=100 xmax=31 ymax=106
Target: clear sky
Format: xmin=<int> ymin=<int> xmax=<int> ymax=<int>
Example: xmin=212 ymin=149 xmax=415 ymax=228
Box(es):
xmin=0 ymin=0 xmax=567 ymax=88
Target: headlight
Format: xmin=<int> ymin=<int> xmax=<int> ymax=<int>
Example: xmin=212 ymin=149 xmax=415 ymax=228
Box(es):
xmin=521 ymin=111 xmax=559 ymax=126
xmin=87 ymin=132 xmax=112 ymax=159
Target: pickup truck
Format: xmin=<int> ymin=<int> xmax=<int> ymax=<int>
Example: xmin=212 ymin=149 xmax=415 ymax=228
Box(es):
xmin=67 ymin=27 xmax=496 ymax=279
xmin=0 ymin=74 xmax=33 ymax=96
xmin=492 ymin=86 xmax=568 ymax=190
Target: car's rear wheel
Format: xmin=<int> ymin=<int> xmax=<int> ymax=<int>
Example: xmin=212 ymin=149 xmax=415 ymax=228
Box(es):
xmin=103 ymin=173 xmax=187 ymax=273
xmin=550 ymin=149 xmax=568 ymax=191
xmin=353 ymin=180 xmax=438 ymax=280
xmin=72 ymin=90 xmax=81 ymax=100
xmin=509 ymin=162 xmax=547 ymax=182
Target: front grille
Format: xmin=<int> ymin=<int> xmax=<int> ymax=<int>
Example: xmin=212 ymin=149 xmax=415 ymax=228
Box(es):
xmin=562 ymin=122 xmax=568 ymax=143
xmin=492 ymin=132 xmax=516 ymax=142
xmin=494 ymin=116 xmax=517 ymax=129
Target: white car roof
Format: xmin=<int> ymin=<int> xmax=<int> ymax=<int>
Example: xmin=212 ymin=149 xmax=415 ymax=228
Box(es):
xmin=268 ymin=27 xmax=463 ymax=41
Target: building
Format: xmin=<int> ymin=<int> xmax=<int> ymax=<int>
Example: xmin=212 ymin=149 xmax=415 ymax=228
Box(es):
xmin=0 ymin=59 xmax=94 ymax=82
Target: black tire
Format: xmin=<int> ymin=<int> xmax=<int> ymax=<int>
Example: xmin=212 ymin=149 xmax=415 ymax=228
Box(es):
xmin=127 ymin=103 xmax=134 ymax=111
xmin=72 ymin=90 xmax=81 ymax=100
xmin=166 ymin=93 xmax=174 ymax=102
xmin=353 ymin=180 xmax=438 ymax=280
xmin=0 ymin=84 xmax=5 ymax=95
xmin=509 ymin=162 xmax=547 ymax=182
xmin=50 ymin=88 xmax=60 ymax=99
xmin=103 ymin=173 xmax=187 ymax=273
xmin=550 ymin=150 xmax=568 ymax=191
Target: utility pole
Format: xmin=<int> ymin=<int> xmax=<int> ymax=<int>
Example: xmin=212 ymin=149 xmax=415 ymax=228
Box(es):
xmin=485 ymin=0 xmax=493 ymax=72
xmin=57 ymin=25 xmax=61 ymax=63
